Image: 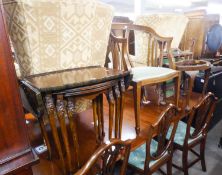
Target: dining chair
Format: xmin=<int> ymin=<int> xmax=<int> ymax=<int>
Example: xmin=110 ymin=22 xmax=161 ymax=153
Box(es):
xmin=167 ymin=92 xmax=217 ymax=175
xmin=128 ymin=104 xmax=179 ymax=175
xmin=109 ymin=23 xmax=181 ymax=134
xmin=75 ymin=139 xmax=132 ymax=175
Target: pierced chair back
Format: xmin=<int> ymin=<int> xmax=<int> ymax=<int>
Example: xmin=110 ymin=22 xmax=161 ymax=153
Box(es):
xmin=109 ymin=23 xmax=176 ymax=71
xmin=75 ymin=139 xmax=132 ymax=175
xmin=145 ymin=104 xmax=179 ymax=173
xmin=185 ymin=92 xmax=217 ymax=145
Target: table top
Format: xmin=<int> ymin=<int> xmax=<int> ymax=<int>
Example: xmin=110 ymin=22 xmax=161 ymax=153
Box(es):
xmin=22 ymin=66 xmax=130 ymax=93
xmin=175 ymin=60 xmax=211 ymax=71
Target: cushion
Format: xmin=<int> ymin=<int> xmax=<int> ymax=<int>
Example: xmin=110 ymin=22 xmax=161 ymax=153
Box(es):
xmin=167 ymin=121 xmax=195 ymax=146
xmin=128 ymin=139 xmax=158 ymax=170
xmin=131 ymin=66 xmax=177 ymax=82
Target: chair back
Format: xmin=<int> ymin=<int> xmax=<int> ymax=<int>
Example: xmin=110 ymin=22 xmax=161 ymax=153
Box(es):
xmin=185 ymin=92 xmax=217 ymax=144
xmin=3 ymin=0 xmax=113 ymax=77
xmin=109 ymin=23 xmax=175 ymax=71
xmin=135 ymin=14 xmax=189 ymax=49
xmin=144 ymin=104 xmax=178 ymax=173
xmin=75 ymin=139 xmax=132 ymax=175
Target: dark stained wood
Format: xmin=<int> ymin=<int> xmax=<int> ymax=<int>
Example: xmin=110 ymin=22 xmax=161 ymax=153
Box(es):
xmin=129 ymin=104 xmax=179 ymax=175
xmin=0 ymin=2 xmax=39 ymax=174
xmin=172 ymin=93 xmax=217 ymax=175
xmin=21 ymin=66 xmax=131 ymax=174
xmin=75 ymin=139 xmax=132 ymax=175
xmin=27 ymin=90 xmax=205 ymax=175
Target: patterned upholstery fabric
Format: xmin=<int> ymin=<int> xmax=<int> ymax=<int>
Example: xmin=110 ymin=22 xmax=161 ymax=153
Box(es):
xmin=135 ymin=14 xmax=188 ymax=49
xmin=3 ymin=0 xmax=113 ymax=77
xmin=167 ymin=121 xmax=195 ymax=146
xmin=129 ymin=139 xmax=168 ymax=170
xmin=131 ymin=67 xmax=177 ymax=82
xmin=133 ymin=14 xmax=188 ymax=66
xmin=3 ymin=0 xmax=113 ymax=113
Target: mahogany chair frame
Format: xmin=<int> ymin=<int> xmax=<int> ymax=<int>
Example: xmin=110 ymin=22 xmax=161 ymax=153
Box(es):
xmin=109 ymin=23 xmax=181 ymax=135
xmin=75 ymin=139 xmax=132 ymax=175
xmin=172 ymin=92 xmax=217 ymax=175
xmin=129 ymin=104 xmax=179 ymax=175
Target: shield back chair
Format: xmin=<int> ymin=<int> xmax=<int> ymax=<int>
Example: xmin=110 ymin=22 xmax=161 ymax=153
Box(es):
xmin=167 ymin=92 xmax=217 ymax=175
xmin=109 ymin=23 xmax=181 ymax=135
xmin=128 ymin=104 xmax=179 ymax=175
xmin=75 ymin=139 xmax=132 ymax=175
xmin=3 ymin=0 xmax=113 ymax=173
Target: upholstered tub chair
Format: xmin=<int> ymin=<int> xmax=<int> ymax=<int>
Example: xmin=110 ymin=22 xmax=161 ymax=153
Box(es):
xmin=3 ymin=0 xmax=113 ymax=76
xmin=134 ymin=14 xmax=189 ymax=66
xmin=3 ymin=0 xmax=114 ymax=168
xmin=3 ymin=0 xmax=113 ymax=113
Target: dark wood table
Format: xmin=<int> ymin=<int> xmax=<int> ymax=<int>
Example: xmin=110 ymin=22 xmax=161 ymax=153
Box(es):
xmin=20 ymin=66 xmax=130 ymax=174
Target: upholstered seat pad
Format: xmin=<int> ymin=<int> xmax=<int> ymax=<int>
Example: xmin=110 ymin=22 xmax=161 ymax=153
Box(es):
xmin=129 ymin=139 xmax=159 ymax=170
xmin=129 ymin=140 xmax=169 ymax=170
xmin=131 ymin=67 xmax=177 ymax=82
xmin=167 ymin=121 xmax=195 ymax=146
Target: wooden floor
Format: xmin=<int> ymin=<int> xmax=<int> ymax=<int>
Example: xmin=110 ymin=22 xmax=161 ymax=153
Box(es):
xmin=27 ymin=90 xmax=204 ymax=175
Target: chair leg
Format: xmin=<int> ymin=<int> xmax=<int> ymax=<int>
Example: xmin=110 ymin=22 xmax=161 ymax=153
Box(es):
xmin=133 ymin=83 xmax=141 ymax=135
xmin=167 ymin=157 xmax=173 ymax=175
xmin=200 ymin=139 xmax=207 ymax=172
xmin=182 ymin=149 xmax=189 ymax=175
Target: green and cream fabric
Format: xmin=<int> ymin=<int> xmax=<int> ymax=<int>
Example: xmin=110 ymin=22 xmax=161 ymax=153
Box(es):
xmin=129 ymin=139 xmax=168 ymax=170
xmin=167 ymin=121 xmax=195 ymax=146
xmin=3 ymin=0 xmax=113 ymax=77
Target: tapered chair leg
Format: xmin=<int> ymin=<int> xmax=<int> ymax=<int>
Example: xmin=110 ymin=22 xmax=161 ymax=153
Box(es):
xmin=167 ymin=157 xmax=173 ymax=175
xmin=182 ymin=149 xmax=189 ymax=175
xmin=133 ymin=83 xmax=142 ymax=135
xmin=200 ymin=139 xmax=207 ymax=172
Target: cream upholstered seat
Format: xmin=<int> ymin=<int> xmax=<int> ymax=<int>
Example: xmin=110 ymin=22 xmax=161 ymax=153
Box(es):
xmin=3 ymin=0 xmax=113 ymax=112
xmin=131 ymin=67 xmax=177 ymax=82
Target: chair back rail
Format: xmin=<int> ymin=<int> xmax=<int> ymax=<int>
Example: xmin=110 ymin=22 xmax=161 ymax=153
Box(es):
xmin=144 ymin=104 xmax=179 ymax=173
xmin=109 ymin=23 xmax=175 ymax=71
xmin=75 ymin=139 xmax=132 ymax=175
xmin=185 ymin=92 xmax=218 ymax=144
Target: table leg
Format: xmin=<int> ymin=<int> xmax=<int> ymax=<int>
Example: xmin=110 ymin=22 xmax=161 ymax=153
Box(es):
xmin=56 ymin=99 xmax=72 ymax=173
xmin=186 ymin=74 xmax=194 ymax=111
xmin=106 ymin=89 xmax=115 ymax=139
xmin=174 ymin=73 xmax=181 ymax=110
xmin=119 ymin=79 xmax=126 ymax=139
xmin=67 ymin=99 xmax=80 ymax=169
xmin=92 ymin=98 xmax=100 ymax=143
xmin=202 ymin=68 xmax=211 ymax=96
xmin=45 ymin=95 xmax=66 ymax=175
xmin=114 ymin=84 xmax=121 ymax=139
xmin=97 ymin=94 xmax=104 ymax=141
xmin=37 ymin=111 xmax=52 ymax=160
xmin=133 ymin=82 xmax=141 ymax=135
